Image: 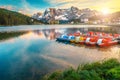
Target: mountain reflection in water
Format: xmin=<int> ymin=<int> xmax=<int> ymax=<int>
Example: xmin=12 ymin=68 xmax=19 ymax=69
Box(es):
xmin=0 ymin=26 xmax=120 ymax=80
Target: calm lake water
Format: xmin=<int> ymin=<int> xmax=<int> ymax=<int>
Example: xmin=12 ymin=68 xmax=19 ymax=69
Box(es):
xmin=0 ymin=25 xmax=120 ymax=80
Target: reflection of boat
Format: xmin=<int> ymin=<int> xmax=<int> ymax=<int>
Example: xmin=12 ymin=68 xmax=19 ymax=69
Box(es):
xmin=97 ymin=38 xmax=118 ymax=47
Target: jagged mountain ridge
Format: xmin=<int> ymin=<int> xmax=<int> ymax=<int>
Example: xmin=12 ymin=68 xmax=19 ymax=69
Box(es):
xmin=32 ymin=6 xmax=98 ymax=22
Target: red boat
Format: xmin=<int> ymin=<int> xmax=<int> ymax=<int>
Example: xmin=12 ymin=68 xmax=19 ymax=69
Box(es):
xmin=113 ymin=34 xmax=120 ymax=38
xmin=87 ymin=31 xmax=94 ymax=36
xmin=74 ymin=32 xmax=81 ymax=36
xmin=68 ymin=32 xmax=81 ymax=37
xmin=85 ymin=36 xmax=99 ymax=46
xmin=97 ymin=38 xmax=118 ymax=47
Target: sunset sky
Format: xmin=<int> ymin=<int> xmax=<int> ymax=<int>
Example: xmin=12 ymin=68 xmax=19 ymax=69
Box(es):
xmin=0 ymin=0 xmax=120 ymax=15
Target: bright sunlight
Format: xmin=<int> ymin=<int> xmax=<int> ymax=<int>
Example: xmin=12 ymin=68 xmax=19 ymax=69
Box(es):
xmin=101 ymin=8 xmax=110 ymax=15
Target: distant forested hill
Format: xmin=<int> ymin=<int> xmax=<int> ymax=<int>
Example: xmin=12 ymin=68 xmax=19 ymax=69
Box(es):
xmin=0 ymin=8 xmax=42 ymax=26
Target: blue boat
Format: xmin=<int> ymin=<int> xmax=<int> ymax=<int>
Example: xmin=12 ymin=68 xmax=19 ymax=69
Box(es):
xmin=56 ymin=35 xmax=75 ymax=43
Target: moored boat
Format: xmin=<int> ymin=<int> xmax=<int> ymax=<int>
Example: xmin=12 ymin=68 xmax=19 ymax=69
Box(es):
xmin=85 ymin=36 xmax=99 ymax=46
xmin=85 ymin=37 xmax=91 ymax=45
xmin=56 ymin=35 xmax=69 ymax=42
xmin=75 ymin=36 xmax=80 ymax=43
xmin=69 ymin=36 xmax=75 ymax=43
xmin=56 ymin=32 xmax=120 ymax=47
xmin=74 ymin=36 xmax=87 ymax=44
xmin=56 ymin=35 xmax=75 ymax=43
xmin=97 ymin=38 xmax=118 ymax=47
xmin=79 ymin=36 xmax=87 ymax=44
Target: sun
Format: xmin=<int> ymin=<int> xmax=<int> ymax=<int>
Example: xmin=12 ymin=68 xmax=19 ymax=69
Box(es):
xmin=101 ymin=8 xmax=110 ymax=15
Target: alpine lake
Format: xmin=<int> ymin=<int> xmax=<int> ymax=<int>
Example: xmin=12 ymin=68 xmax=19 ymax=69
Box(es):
xmin=0 ymin=25 xmax=120 ymax=80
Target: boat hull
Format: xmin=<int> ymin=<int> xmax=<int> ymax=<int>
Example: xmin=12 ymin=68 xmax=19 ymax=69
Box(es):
xmin=56 ymin=38 xmax=70 ymax=43
xmin=85 ymin=42 xmax=96 ymax=46
xmin=116 ymin=38 xmax=120 ymax=44
xmin=70 ymin=40 xmax=75 ymax=43
xmin=98 ymin=41 xmax=118 ymax=47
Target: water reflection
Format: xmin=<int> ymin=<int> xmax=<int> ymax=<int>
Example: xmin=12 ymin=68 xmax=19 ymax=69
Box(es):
xmin=0 ymin=26 xmax=120 ymax=80
xmin=31 ymin=27 xmax=120 ymax=40
xmin=0 ymin=31 xmax=28 ymax=42
xmin=28 ymin=27 xmax=120 ymax=43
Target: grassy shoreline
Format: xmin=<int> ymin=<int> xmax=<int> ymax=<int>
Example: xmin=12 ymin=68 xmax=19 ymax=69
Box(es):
xmin=43 ymin=58 xmax=120 ymax=80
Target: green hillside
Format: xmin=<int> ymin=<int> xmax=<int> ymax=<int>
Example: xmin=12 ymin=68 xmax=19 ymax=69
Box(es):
xmin=0 ymin=8 xmax=42 ymax=26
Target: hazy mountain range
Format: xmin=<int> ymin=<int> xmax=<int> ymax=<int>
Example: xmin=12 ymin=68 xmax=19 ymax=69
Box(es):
xmin=32 ymin=6 xmax=100 ymax=22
